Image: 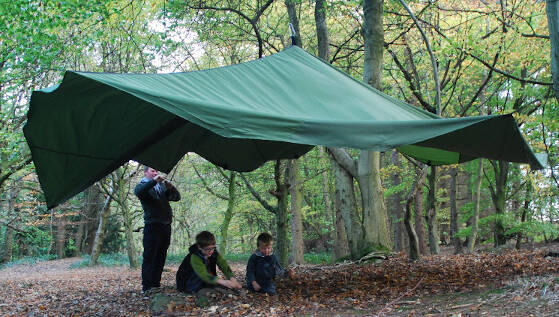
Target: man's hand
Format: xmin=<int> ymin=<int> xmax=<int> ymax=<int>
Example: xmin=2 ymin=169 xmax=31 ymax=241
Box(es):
xmin=251 ymin=280 xmax=261 ymax=291
xmin=153 ymin=175 xmax=165 ymax=183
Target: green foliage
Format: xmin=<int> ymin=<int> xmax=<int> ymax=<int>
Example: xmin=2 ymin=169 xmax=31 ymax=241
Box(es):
xmin=101 ymin=214 xmax=126 ymax=253
xmin=70 ymin=253 xmax=131 ymax=268
xmin=14 ymin=227 xmax=53 ymax=258
xmin=505 ymin=221 xmax=559 ymax=242
xmin=304 ymin=252 xmax=332 ymax=264
xmin=65 ymin=238 xmax=77 ymax=257
xmin=224 ymin=253 xmax=251 ymax=264
xmin=0 ymin=254 xmax=57 ymax=270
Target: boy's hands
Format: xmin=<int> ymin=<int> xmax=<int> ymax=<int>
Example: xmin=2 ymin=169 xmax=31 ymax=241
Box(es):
xmin=287 ymin=268 xmax=295 ymax=279
xmin=217 ymin=278 xmax=242 ymax=290
xmin=252 ymin=281 xmax=261 ymax=291
xmin=228 ymin=278 xmax=242 ymax=290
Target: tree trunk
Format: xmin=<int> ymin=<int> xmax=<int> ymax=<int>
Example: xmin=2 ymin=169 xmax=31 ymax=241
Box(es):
xmin=331 ymin=155 xmax=360 ymax=259
xmin=2 ymin=187 xmax=17 ymax=263
xmin=220 ymin=172 xmax=237 ymax=256
xmin=56 ymin=216 xmax=66 ymax=259
xmin=391 ymin=150 xmax=407 ymax=252
xmin=74 ymin=221 xmax=84 ymax=256
xmin=276 ymin=182 xmax=290 ymax=266
xmin=315 ymin=0 xmax=329 ymax=61
xmin=82 ymin=185 xmax=103 ymax=254
xmin=449 ymin=168 xmax=462 ymax=254
xmin=287 ymin=160 xmax=305 ymax=264
xmin=360 ymin=0 xmax=390 ymax=253
xmin=89 ymin=190 xmax=113 ymax=266
xmin=426 ymin=166 xmax=440 ymax=254
xmin=466 ymin=159 xmax=483 ymax=253
xmin=285 ymin=0 xmax=302 ymax=47
xmin=314 ymin=3 xmax=346 ymax=259
xmin=405 ymin=167 xmax=427 ymax=260
xmin=122 ymin=203 xmax=139 ymax=268
xmin=516 ymin=177 xmax=533 ymax=250
xmin=414 ymin=186 xmax=428 ymax=255
xmin=490 ymin=160 xmax=509 ymax=247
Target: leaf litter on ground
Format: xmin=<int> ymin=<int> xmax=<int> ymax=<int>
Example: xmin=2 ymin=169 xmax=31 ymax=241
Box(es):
xmin=0 ymin=245 xmax=557 ymax=316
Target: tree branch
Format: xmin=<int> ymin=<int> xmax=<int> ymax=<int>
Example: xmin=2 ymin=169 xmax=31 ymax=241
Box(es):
xmin=239 ymin=173 xmax=277 ymax=214
xmin=192 ymin=164 xmax=228 ymax=200
xmin=326 ymin=147 xmax=357 ymax=177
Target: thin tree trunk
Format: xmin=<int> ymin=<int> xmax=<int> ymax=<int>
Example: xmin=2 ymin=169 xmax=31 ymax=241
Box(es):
xmin=287 ymin=160 xmax=305 ymax=264
xmin=467 ymin=159 xmax=483 ymax=253
xmin=415 ymin=186 xmax=428 ymax=255
xmin=450 ymin=168 xmax=462 ymax=254
xmin=516 ymin=178 xmax=533 ymax=250
xmin=405 ymin=167 xmax=428 ymax=260
xmin=83 ymin=185 xmax=103 ymax=254
xmin=90 ymin=189 xmax=113 ymax=266
xmin=220 ymin=172 xmax=237 ymax=256
xmin=3 ymin=187 xmax=17 ymax=263
xmin=122 ymin=204 xmax=139 ymax=268
xmin=391 ymin=150 xmax=407 ymax=252
xmin=426 ymin=166 xmax=440 ymax=254
xmin=490 ymin=160 xmax=509 ymax=247
xmin=315 ymin=0 xmax=329 ymax=61
xmin=285 ymin=0 xmax=302 ymax=47
xmin=331 ymin=157 xmax=356 ymax=259
xmin=276 ymin=182 xmax=289 ymax=266
xmin=56 ymin=216 xmax=66 ymax=259
xmin=74 ymin=221 xmax=84 ymax=256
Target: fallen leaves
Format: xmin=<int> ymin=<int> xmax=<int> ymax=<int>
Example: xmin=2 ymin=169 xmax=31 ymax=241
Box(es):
xmin=0 ymin=247 xmax=557 ymax=316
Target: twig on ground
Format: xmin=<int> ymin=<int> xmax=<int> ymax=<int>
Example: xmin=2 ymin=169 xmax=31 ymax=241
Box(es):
xmin=375 ymin=276 xmax=425 ymax=315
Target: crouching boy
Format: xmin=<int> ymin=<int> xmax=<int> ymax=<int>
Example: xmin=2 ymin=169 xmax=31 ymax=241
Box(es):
xmin=176 ymin=231 xmax=242 ymax=293
xmin=246 ymin=232 xmax=294 ymax=295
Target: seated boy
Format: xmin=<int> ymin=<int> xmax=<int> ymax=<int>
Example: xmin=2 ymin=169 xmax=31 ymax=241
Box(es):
xmin=246 ymin=232 xmax=294 ymax=295
xmin=176 ymin=231 xmax=242 ymax=293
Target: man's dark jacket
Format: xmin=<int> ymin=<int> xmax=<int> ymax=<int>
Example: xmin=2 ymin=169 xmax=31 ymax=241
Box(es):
xmin=134 ymin=178 xmax=181 ymax=225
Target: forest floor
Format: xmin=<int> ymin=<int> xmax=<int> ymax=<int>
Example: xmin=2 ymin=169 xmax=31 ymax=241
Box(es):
xmin=0 ymin=243 xmax=558 ymax=316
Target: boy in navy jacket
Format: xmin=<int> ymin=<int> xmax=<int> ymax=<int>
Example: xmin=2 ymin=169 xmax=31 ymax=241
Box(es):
xmin=246 ymin=233 xmax=294 ymax=295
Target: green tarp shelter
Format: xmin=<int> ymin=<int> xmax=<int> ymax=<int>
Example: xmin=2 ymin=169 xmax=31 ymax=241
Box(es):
xmin=24 ymin=46 xmax=543 ymax=209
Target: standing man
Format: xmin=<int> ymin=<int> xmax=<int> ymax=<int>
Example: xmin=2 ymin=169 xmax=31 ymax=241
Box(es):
xmin=134 ymin=166 xmax=181 ymax=293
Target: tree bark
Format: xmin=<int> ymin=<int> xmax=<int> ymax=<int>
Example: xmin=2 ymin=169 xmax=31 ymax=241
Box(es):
xmin=489 ymin=160 xmax=509 ymax=247
xmin=315 ymin=0 xmax=329 ymax=61
xmin=285 ymin=0 xmax=302 ymax=47
xmin=2 ymin=187 xmax=17 ymax=263
xmin=276 ymin=181 xmax=290 ymax=266
xmin=314 ymin=0 xmax=346 ymax=259
xmin=516 ymin=177 xmax=533 ymax=249
xmin=360 ymin=0 xmax=391 ymax=253
xmin=287 ymin=160 xmax=305 ymax=264
xmin=56 ymin=216 xmax=66 ymax=259
xmin=405 ymin=167 xmax=428 ymax=260
xmin=82 ymin=185 xmax=103 ymax=254
xmin=391 ymin=150 xmax=407 ymax=251
xmin=426 ymin=166 xmax=440 ymax=254
xmin=466 ymin=159 xmax=483 ymax=253
xmin=450 ymin=167 xmax=462 ymax=254
xmin=89 ymin=188 xmax=113 ymax=266
xmin=331 ymin=155 xmax=358 ymax=258
xmin=220 ymin=172 xmax=237 ymax=256
xmin=414 ymin=186 xmax=428 ymax=255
